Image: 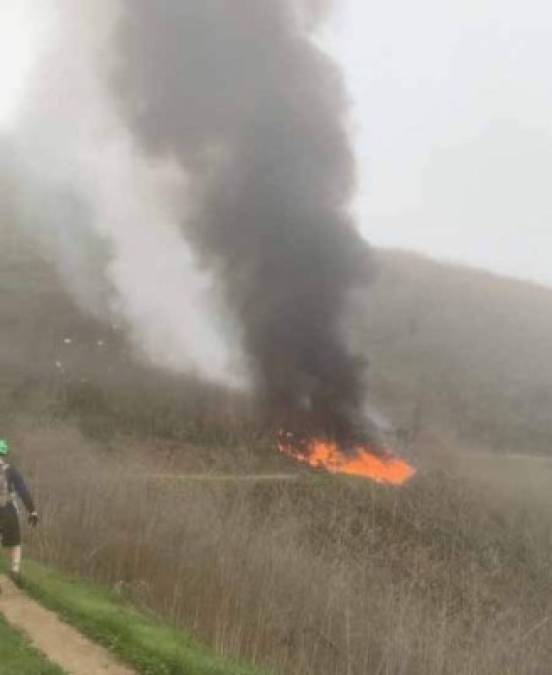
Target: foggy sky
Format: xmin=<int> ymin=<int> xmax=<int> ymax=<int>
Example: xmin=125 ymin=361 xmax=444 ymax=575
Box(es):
xmin=328 ymin=0 xmax=552 ymax=287
xmin=2 ymin=0 xmax=551 ymax=288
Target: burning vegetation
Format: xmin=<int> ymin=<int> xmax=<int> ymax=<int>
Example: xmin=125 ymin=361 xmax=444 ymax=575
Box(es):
xmin=278 ymin=431 xmax=416 ymax=485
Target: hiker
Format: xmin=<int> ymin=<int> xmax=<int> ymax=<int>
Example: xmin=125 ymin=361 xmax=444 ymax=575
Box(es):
xmin=0 ymin=439 xmax=39 ymax=585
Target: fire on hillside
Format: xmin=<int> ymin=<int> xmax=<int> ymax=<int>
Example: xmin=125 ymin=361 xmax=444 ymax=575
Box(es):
xmin=278 ymin=432 xmax=416 ymax=486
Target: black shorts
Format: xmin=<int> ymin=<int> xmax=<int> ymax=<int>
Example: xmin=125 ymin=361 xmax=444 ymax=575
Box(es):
xmin=0 ymin=503 xmax=21 ymax=547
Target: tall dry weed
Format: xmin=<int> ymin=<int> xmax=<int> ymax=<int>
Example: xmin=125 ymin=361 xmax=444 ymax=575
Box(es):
xmin=12 ymin=423 xmax=552 ymax=675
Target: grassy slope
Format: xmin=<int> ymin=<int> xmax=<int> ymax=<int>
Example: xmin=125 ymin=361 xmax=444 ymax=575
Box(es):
xmin=353 ymin=249 xmax=552 ymax=454
xmin=0 ymin=613 xmax=65 ymax=675
xmin=0 ymin=226 xmax=257 ymax=450
xmin=2 ymin=225 xmax=552 ymax=454
xmin=20 ymin=561 xmax=268 ymax=675
xmin=16 ymin=427 xmax=552 ymax=674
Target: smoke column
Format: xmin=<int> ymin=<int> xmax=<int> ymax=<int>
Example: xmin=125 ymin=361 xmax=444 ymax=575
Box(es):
xmin=10 ymin=0 xmax=237 ymax=383
xmin=112 ymin=0 xmax=372 ymax=440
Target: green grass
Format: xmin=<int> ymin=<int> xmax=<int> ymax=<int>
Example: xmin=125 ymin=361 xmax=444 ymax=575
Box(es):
xmin=0 ymin=613 xmax=65 ymax=675
xmin=20 ymin=561 xmax=269 ymax=675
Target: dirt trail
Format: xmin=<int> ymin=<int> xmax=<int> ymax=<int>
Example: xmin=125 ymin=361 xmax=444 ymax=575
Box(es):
xmin=0 ymin=575 xmax=135 ymax=675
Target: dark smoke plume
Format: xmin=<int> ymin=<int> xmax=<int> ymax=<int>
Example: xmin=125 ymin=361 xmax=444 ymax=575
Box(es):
xmin=112 ymin=0 xmax=372 ymax=441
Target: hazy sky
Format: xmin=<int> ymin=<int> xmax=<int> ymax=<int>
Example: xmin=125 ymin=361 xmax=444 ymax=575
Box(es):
xmin=2 ymin=0 xmax=551 ymax=288
xmin=327 ymin=0 xmax=552 ymax=287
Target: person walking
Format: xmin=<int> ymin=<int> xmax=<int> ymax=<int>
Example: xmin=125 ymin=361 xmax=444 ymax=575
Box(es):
xmin=0 ymin=439 xmax=39 ymax=587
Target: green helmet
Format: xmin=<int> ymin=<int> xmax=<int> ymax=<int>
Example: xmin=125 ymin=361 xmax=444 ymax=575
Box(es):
xmin=0 ymin=439 xmax=9 ymax=456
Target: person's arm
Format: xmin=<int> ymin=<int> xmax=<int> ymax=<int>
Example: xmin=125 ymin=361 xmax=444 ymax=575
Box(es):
xmin=8 ymin=466 xmax=36 ymax=514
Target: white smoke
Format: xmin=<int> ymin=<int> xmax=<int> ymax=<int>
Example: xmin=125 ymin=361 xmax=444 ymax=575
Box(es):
xmin=11 ymin=0 xmax=243 ymax=384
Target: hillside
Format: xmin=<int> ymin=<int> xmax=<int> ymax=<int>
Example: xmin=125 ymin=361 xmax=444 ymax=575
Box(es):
xmin=354 ymin=249 xmax=552 ymax=455
xmin=16 ymin=425 xmax=552 ymax=675
xmin=3 ymin=226 xmax=552 ymax=673
xmin=2 ymin=221 xmax=551 ymax=456
xmin=0 ymin=224 xmax=252 ymax=450
xmin=0 ymin=561 xmax=265 ymax=675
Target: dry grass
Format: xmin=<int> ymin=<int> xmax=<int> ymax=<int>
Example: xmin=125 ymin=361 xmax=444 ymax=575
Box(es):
xmin=10 ymin=423 xmax=552 ymax=675
xmin=5 ymin=169 xmax=552 ymax=675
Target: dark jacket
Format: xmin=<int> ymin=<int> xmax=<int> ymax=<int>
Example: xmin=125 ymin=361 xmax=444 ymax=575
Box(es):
xmin=2 ymin=464 xmax=36 ymax=513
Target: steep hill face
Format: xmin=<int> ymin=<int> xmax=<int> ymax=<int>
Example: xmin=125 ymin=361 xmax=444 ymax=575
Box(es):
xmin=0 ymin=224 xmax=121 ymax=426
xmin=0 ymin=146 xmax=116 ymax=394
xmin=1 ymin=212 xmax=551 ymax=456
xmin=354 ymin=250 xmax=552 ymax=455
xmin=0 ymin=225 xmax=246 ymax=445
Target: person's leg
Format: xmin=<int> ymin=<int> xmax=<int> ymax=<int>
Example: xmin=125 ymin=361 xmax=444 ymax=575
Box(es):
xmin=2 ymin=503 xmax=22 ymax=582
xmin=0 ymin=507 xmax=4 ymax=592
xmin=7 ymin=544 xmax=21 ymax=574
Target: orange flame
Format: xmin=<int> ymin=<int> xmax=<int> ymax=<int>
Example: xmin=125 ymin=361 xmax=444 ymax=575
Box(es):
xmin=278 ymin=436 xmax=416 ymax=486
